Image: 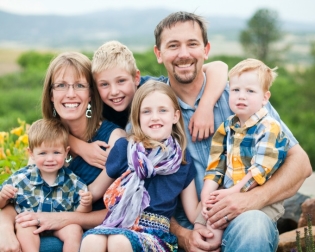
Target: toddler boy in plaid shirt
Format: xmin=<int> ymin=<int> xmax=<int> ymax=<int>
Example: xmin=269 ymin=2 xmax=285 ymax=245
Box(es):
xmin=0 ymin=119 xmax=92 ymax=252
xmin=198 ymin=58 xmax=290 ymax=246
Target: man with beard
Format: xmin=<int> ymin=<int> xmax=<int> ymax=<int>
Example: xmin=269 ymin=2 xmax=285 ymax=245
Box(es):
xmin=152 ymin=11 xmax=312 ymax=252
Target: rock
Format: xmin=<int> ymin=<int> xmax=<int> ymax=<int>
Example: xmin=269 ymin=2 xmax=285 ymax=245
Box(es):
xmin=277 ymin=193 xmax=310 ymax=234
xmin=298 ymin=198 xmax=315 ymax=227
xmin=277 ymin=225 xmax=315 ymax=252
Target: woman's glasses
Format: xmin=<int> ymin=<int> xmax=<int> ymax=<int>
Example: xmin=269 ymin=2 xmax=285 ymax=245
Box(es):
xmin=52 ymin=83 xmax=89 ymax=91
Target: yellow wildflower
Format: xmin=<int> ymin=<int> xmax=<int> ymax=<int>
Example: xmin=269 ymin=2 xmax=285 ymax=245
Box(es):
xmin=18 ymin=134 xmax=29 ymax=145
xmin=6 ymin=149 xmax=11 ymax=156
xmin=0 ymin=132 xmax=9 ymax=145
xmin=11 ymin=126 xmax=24 ymax=136
xmin=0 ymin=148 xmax=6 ymax=160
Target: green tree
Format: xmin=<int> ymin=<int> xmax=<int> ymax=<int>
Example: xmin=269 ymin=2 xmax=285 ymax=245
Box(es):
xmin=240 ymin=9 xmax=283 ymax=63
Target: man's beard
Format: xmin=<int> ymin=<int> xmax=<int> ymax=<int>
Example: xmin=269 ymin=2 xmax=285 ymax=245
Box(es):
xmin=173 ymin=68 xmax=197 ymax=84
xmin=172 ymin=59 xmax=198 ymax=84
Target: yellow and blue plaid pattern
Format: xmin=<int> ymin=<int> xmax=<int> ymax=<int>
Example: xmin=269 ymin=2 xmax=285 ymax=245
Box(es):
xmin=205 ymin=106 xmax=290 ymax=192
xmin=0 ymin=164 xmax=87 ymax=213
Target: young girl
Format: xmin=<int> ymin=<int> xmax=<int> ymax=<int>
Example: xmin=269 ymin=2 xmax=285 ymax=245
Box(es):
xmin=81 ymin=80 xmax=201 ymax=252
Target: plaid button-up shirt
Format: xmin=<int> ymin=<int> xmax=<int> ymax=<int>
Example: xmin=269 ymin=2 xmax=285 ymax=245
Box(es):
xmin=0 ymin=164 xmax=87 ymax=213
xmin=205 ymin=106 xmax=290 ymax=191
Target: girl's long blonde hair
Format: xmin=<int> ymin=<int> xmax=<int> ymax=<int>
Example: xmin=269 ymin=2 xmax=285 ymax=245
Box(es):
xmin=129 ymin=80 xmax=187 ymax=163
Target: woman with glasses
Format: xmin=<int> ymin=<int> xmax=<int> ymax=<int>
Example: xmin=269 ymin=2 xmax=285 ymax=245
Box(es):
xmin=0 ymin=52 xmax=126 ymax=252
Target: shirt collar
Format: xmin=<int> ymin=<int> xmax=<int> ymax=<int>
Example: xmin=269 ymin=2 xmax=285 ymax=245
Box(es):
xmin=30 ymin=165 xmax=66 ymax=187
xmin=166 ymin=73 xmax=218 ymax=109
xmin=231 ymin=106 xmax=268 ymax=130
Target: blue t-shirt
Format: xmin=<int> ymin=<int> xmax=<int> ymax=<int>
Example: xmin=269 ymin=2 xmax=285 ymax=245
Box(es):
xmin=68 ymin=120 xmax=119 ymax=210
xmin=106 ymin=137 xmax=196 ymax=219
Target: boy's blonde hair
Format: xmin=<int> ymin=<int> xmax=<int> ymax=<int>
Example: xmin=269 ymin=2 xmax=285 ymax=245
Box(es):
xmin=28 ymin=119 xmax=69 ymax=151
xmin=229 ymin=58 xmax=278 ymax=92
xmin=129 ymin=80 xmax=187 ymax=163
xmin=92 ymin=41 xmax=138 ymax=78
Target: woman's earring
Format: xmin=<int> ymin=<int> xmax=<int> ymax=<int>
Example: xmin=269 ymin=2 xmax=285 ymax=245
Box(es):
xmin=53 ymin=106 xmax=57 ymax=117
xmin=86 ymin=103 xmax=92 ymax=118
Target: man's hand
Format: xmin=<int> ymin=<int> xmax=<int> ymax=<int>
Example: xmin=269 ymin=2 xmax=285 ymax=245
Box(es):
xmin=189 ymin=224 xmax=220 ymax=252
xmin=207 ymin=192 xmax=256 ymax=230
xmin=189 ymin=106 xmax=214 ymax=142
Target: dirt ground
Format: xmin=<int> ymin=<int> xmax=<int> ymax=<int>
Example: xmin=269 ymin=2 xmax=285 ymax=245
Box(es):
xmin=0 ymin=48 xmax=24 ymax=75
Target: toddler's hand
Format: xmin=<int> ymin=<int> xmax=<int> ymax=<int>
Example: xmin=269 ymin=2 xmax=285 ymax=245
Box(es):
xmin=79 ymin=190 xmax=92 ymax=207
xmin=0 ymin=185 xmax=18 ymax=200
xmin=202 ymin=205 xmax=210 ymax=220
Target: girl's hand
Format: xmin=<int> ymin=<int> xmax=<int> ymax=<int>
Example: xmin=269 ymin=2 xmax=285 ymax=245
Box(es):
xmin=0 ymin=185 xmax=18 ymax=200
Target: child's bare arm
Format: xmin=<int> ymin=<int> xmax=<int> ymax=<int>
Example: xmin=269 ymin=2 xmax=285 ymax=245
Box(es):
xmin=189 ymin=61 xmax=228 ymax=142
xmin=88 ymin=169 xmax=115 ymax=203
xmin=0 ymin=185 xmax=17 ymax=209
xmin=180 ymin=180 xmax=202 ymax=224
xmin=200 ymin=180 xmax=219 ymax=218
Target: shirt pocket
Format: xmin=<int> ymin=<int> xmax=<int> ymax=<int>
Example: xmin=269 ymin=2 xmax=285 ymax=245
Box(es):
xmin=16 ymin=195 xmax=39 ymax=210
xmin=52 ymin=198 xmax=74 ymax=212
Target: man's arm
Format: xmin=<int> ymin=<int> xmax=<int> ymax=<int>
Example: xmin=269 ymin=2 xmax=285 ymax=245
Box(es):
xmin=15 ymin=209 xmax=107 ymax=234
xmin=0 ymin=205 xmax=21 ymax=252
xmin=170 ymin=217 xmax=193 ymax=251
xmin=207 ymin=144 xmax=312 ymax=229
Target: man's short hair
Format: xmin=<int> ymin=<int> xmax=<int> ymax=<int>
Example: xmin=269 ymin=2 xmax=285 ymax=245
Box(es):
xmin=154 ymin=11 xmax=208 ymax=49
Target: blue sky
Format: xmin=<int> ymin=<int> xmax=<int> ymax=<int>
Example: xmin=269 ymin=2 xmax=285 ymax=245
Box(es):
xmin=1 ymin=0 xmax=315 ymax=23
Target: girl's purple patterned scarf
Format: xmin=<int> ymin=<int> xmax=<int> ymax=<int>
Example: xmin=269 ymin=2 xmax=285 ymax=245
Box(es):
xmin=102 ymin=135 xmax=182 ymax=229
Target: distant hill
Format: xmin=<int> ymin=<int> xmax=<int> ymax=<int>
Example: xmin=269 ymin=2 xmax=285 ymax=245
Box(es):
xmin=1 ymin=8 xmax=315 ymax=52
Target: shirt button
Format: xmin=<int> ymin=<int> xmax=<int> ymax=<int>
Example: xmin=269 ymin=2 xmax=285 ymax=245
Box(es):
xmin=236 ymin=180 xmax=240 ymax=183
xmin=46 ymin=198 xmax=49 ymax=200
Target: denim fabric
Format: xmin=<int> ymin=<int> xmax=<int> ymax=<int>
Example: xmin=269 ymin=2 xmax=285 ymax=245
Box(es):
xmin=221 ymin=210 xmax=279 ymax=252
xmin=40 ymin=237 xmax=63 ymax=252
